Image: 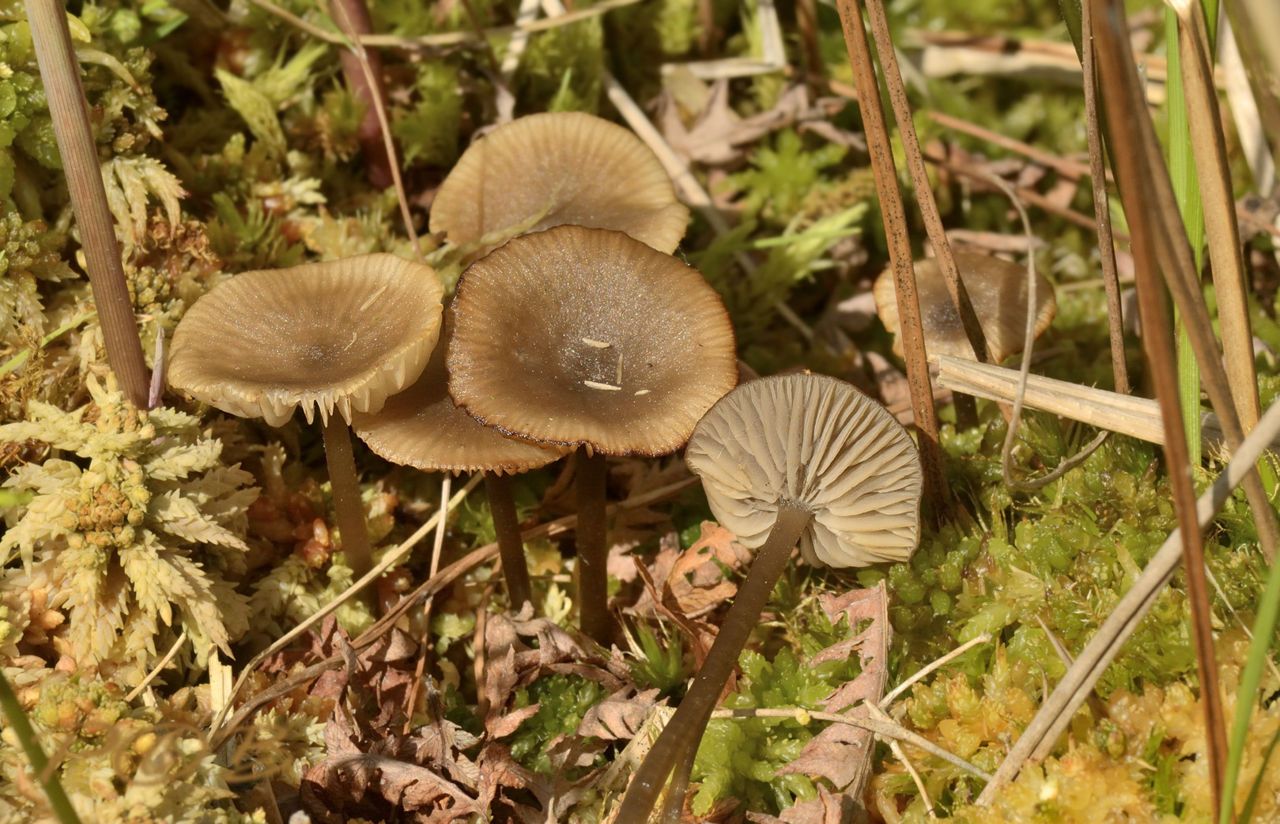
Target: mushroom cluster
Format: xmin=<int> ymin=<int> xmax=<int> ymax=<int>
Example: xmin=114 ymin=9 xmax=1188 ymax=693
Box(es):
xmin=167 ymin=112 xmax=734 ymax=638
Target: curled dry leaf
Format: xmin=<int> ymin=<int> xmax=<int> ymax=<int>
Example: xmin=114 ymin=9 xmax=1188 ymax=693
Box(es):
xmin=775 ymin=583 xmax=890 ymax=811
xmin=577 ymin=687 xmax=662 ymax=741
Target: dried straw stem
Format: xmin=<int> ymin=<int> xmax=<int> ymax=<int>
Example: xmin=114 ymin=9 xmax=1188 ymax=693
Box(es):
xmin=1172 ymin=0 xmax=1260 ymax=430
xmin=834 ymin=0 xmax=947 ymax=511
xmin=26 ymin=0 xmax=149 ymax=408
xmin=1080 ymin=0 xmax=1129 ymax=394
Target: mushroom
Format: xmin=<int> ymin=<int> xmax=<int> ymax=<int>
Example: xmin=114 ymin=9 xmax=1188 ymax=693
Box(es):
xmin=429 ymin=112 xmax=690 ymax=257
xmin=168 ymin=254 xmax=444 ymax=579
xmin=446 ymin=224 xmax=737 ymax=642
xmin=614 ymin=373 xmax=924 ymax=823
xmin=873 ymin=251 xmax=1056 ymax=363
xmin=352 ymin=314 xmax=565 ymax=609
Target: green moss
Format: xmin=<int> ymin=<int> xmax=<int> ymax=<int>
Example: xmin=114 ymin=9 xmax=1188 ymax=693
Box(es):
xmin=510 ymin=673 xmax=606 ymax=774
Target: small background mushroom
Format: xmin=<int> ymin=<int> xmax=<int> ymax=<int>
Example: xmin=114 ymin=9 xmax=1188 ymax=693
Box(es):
xmin=615 ymin=372 xmax=923 ymax=822
xmin=874 ymin=251 xmax=1056 ymax=363
xmin=429 ymin=112 xmax=690 ymax=257
xmin=447 ymin=224 xmax=737 ymax=642
xmin=168 ymin=254 xmax=444 ymax=579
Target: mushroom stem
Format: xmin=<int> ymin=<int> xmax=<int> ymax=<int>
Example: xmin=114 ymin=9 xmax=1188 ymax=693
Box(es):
xmin=575 ymin=448 xmax=615 ymax=643
xmin=485 ymin=471 xmax=534 ymax=611
xmin=322 ymin=416 xmax=374 ymax=580
xmin=615 ymin=505 xmax=815 ymax=824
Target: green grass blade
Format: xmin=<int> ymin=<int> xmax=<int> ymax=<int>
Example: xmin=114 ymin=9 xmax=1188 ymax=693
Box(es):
xmin=0 ymin=670 xmax=82 ymax=823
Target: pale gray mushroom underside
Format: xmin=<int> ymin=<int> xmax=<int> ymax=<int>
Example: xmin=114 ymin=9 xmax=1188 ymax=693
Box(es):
xmin=686 ymin=373 xmax=923 ymax=568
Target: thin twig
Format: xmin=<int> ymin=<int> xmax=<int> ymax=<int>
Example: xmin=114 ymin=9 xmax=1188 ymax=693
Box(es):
xmin=925 ymin=110 xmax=1096 ymax=182
xmin=981 ymin=391 xmax=1280 ymax=802
xmin=835 ymin=0 xmax=947 ymax=513
xmin=210 ymin=474 xmax=481 ymax=734
xmin=329 ymin=0 xmax=392 ymax=187
xmin=403 ymin=475 xmax=453 ymax=731
xmin=1093 ymin=2 xmax=1224 ymax=803
xmin=1080 ymin=0 xmax=1130 ymax=394
xmin=125 ymin=631 xmax=188 ymax=703
xmin=982 ymin=169 xmax=1109 ymax=491
xmin=709 ymin=706 xmax=993 ymax=781
xmin=867 ymin=702 xmax=935 ymax=817
xmin=880 ymin=633 xmax=993 ymax=709
xmin=26 ymin=0 xmax=149 ymax=407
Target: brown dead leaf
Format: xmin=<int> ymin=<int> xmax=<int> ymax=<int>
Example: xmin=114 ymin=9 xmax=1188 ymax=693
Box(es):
xmin=577 ymin=687 xmax=661 ymax=741
xmin=775 ymin=583 xmax=889 ymax=813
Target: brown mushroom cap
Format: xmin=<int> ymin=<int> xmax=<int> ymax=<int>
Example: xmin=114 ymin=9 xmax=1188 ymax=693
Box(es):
xmin=873 ymin=252 xmax=1056 ymax=363
xmin=686 ymin=373 xmax=923 ymax=568
xmin=429 ymin=112 xmax=690 ymax=255
xmin=352 ymin=316 xmax=565 ymax=474
xmin=169 ymin=255 xmax=444 ymax=427
xmin=447 ymin=225 xmax=737 ymax=456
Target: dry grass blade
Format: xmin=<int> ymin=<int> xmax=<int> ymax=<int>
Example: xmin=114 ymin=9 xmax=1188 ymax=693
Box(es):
xmin=934 ymin=355 xmax=1249 ymax=453
xmin=980 ymin=392 xmax=1280 ymax=806
xmin=865 ymin=0 xmax=990 ymax=368
xmin=26 ymin=0 xmax=149 ymax=408
xmin=1080 ymin=0 xmax=1129 ymax=395
xmin=834 ymin=0 xmax=947 ymax=512
xmin=980 ymin=0 xmax=1224 ymax=805
xmin=1078 ymin=0 xmax=1280 ymax=570
xmin=1171 ymin=0 xmax=1261 ymax=431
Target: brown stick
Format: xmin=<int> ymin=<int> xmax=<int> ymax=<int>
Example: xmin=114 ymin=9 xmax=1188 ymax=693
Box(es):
xmin=834 ymin=0 xmax=947 ymax=512
xmin=330 ymin=0 xmax=393 ymax=188
xmin=1080 ymin=0 xmax=1130 ymax=395
xmin=864 ymin=0 xmax=988 ymax=429
xmin=1084 ymin=0 xmax=1226 ymax=803
xmin=795 ymin=0 xmax=824 ymax=82
xmin=27 ymin=0 xmax=149 ymax=408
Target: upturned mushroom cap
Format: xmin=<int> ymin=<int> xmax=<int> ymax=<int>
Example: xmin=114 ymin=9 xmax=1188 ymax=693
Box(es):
xmin=353 ymin=316 xmax=565 ymax=474
xmin=447 ymin=225 xmax=737 ymax=456
xmin=685 ymin=373 xmax=923 ymax=568
xmin=169 ymin=255 xmax=444 ymax=427
xmin=429 ymin=112 xmax=690 ymax=255
xmin=873 ymin=252 xmax=1056 ymax=363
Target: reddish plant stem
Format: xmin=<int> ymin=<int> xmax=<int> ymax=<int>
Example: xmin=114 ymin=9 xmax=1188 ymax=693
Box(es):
xmin=330 ymin=0 xmax=393 ymax=189
xmin=865 ymin=0 xmax=988 ymax=431
xmin=575 ymin=449 xmax=615 ymax=644
xmin=834 ymin=0 xmax=948 ymax=514
xmin=27 ymin=0 xmax=149 ymax=408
